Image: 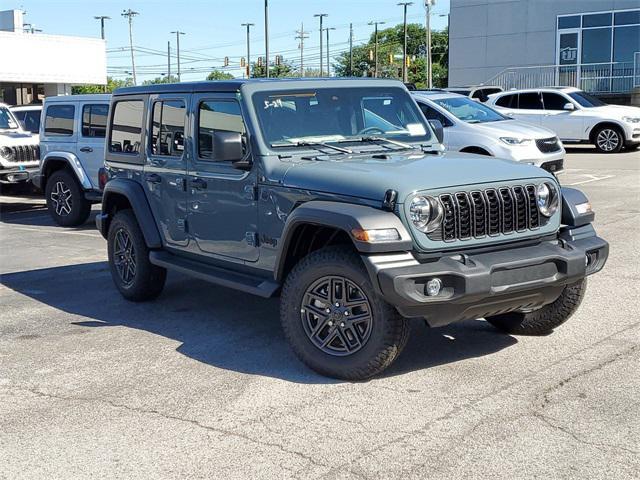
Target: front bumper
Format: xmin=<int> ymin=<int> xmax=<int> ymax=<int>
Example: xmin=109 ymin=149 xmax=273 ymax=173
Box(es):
xmin=0 ymin=166 xmax=38 ymax=184
xmin=363 ymin=225 xmax=608 ymax=327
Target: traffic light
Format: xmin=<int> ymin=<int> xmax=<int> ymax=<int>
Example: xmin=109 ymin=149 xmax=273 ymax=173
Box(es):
xmin=240 ymin=57 xmax=246 ymax=67
xmin=388 ymin=53 xmax=394 ymax=64
xmin=257 ymin=56 xmax=263 ymax=67
xmin=224 ymin=56 xmax=229 ymax=67
xmin=368 ymin=49 xmax=374 ymax=61
xmin=246 ymin=65 xmax=250 ymax=77
xmin=275 ymin=55 xmax=282 ymax=66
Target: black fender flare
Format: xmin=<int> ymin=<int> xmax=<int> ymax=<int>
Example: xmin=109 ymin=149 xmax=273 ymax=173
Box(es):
xmin=274 ymin=201 xmax=413 ymax=282
xmin=561 ymin=187 xmax=594 ymax=227
xmin=98 ymin=178 xmax=162 ymax=248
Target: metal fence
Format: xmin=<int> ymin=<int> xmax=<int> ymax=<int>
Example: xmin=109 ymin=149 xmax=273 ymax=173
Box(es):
xmin=486 ymin=59 xmax=639 ymax=94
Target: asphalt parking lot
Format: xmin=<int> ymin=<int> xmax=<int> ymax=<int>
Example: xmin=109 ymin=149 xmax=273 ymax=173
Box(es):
xmin=1 ymin=146 xmax=638 ymax=479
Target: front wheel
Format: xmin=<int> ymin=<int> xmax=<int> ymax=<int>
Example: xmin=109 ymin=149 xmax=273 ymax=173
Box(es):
xmin=45 ymin=170 xmax=92 ymax=226
xmin=485 ymin=279 xmax=587 ymax=335
xmin=594 ymin=126 xmax=623 ymax=153
xmin=280 ymin=246 xmax=410 ymax=380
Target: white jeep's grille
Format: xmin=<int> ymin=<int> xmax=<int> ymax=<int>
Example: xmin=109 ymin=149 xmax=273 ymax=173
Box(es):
xmin=1 ymin=145 xmax=40 ymax=163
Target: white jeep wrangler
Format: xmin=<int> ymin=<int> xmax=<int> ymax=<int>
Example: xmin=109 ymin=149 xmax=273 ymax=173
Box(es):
xmin=0 ymin=102 xmax=39 ymax=186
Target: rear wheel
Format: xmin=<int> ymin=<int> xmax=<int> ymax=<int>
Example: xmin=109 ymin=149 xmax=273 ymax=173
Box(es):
xmin=593 ymin=126 xmax=623 ymax=153
xmin=485 ymin=279 xmax=587 ymax=335
xmin=45 ymin=170 xmax=91 ymax=226
xmin=107 ymin=209 xmax=166 ymax=301
xmin=280 ymin=245 xmax=409 ymax=380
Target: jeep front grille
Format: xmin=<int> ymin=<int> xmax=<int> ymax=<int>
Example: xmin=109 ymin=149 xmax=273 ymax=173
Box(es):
xmin=4 ymin=145 xmax=40 ymax=163
xmin=535 ymin=137 xmax=561 ymax=154
xmin=434 ymin=185 xmax=541 ymax=242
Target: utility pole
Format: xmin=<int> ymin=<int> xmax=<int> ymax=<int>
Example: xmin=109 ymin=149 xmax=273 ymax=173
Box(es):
xmin=167 ymin=41 xmax=171 ymax=80
xmin=325 ymin=27 xmax=335 ymax=77
xmin=264 ymin=0 xmax=270 ymax=78
xmin=425 ymin=0 xmax=436 ymax=88
xmin=314 ymin=13 xmax=328 ymax=76
xmin=398 ymin=2 xmax=413 ymax=83
xmin=121 ymin=9 xmax=139 ymax=85
xmin=94 ymin=16 xmax=110 ymax=40
xmin=295 ymin=23 xmax=309 ymax=77
xmin=241 ymin=23 xmax=254 ymax=78
xmin=368 ymin=21 xmax=385 ymax=78
xmin=349 ymin=23 xmax=354 ymax=76
xmin=170 ymin=31 xmax=185 ymax=82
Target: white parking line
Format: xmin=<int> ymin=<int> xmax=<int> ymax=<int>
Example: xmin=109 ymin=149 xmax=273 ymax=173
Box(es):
xmin=0 ymin=224 xmax=101 ymax=238
xmin=564 ymin=174 xmax=615 ymax=186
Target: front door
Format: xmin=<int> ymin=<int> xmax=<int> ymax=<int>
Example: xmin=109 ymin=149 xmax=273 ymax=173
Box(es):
xmin=187 ymin=94 xmax=259 ymax=262
xmin=143 ymin=94 xmax=190 ymax=247
xmin=76 ymin=103 xmax=109 ymax=188
xmin=541 ymin=92 xmax=584 ymax=140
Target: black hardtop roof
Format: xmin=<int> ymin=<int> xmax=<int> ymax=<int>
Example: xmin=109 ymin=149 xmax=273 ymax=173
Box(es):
xmin=112 ymin=77 xmax=405 ymax=96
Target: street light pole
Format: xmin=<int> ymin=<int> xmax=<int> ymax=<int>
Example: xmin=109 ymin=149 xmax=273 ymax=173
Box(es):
xmin=314 ymin=13 xmax=328 ymax=76
xmin=241 ymin=23 xmax=254 ymax=78
xmin=121 ymin=9 xmax=139 ymax=85
xmin=325 ymin=27 xmax=335 ymax=77
xmin=398 ymin=2 xmax=413 ymax=83
xmin=424 ymin=0 xmax=436 ymax=88
xmin=368 ymin=21 xmax=385 ymax=78
xmin=349 ymin=23 xmax=354 ymax=76
xmin=167 ymin=41 xmax=171 ymax=79
xmin=264 ymin=0 xmax=270 ymax=78
xmin=171 ymin=31 xmax=186 ymax=82
xmin=94 ymin=16 xmax=110 ymax=40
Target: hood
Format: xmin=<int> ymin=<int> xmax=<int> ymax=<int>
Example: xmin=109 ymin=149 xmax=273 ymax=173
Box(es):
xmin=0 ymin=130 xmax=38 ymax=146
xmin=590 ymin=104 xmax=640 ymax=119
xmin=281 ymin=150 xmax=553 ymax=202
xmin=472 ymin=119 xmax=557 ymax=139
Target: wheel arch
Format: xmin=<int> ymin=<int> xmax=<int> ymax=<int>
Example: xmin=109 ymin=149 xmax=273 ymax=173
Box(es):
xmin=460 ymin=146 xmax=492 ymax=156
xmin=588 ymin=121 xmax=627 ymax=143
xmin=274 ymin=201 xmax=413 ymax=283
xmin=41 ymin=152 xmax=92 ymax=191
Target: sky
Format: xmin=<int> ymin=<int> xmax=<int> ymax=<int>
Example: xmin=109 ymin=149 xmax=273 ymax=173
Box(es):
xmin=6 ymin=0 xmax=450 ymax=83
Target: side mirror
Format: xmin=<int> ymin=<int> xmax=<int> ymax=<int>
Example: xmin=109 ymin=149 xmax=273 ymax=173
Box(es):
xmin=429 ymin=119 xmax=445 ymax=144
xmin=212 ymin=130 xmax=247 ymax=167
xmin=563 ymin=102 xmax=575 ymax=111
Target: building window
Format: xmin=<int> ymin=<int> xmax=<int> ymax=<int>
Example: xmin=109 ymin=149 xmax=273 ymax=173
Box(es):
xmin=582 ymin=13 xmax=612 ymax=28
xmin=613 ymin=25 xmax=640 ymax=62
xmin=150 ymin=100 xmax=186 ymax=157
xmin=614 ymin=10 xmax=640 ymax=25
xmin=581 ymin=28 xmax=612 ymax=64
xmin=44 ymin=105 xmax=75 ymax=136
xmin=109 ymin=100 xmax=143 ymax=154
xmin=558 ymin=15 xmax=580 ymax=29
xmin=82 ymin=104 xmax=108 ymax=138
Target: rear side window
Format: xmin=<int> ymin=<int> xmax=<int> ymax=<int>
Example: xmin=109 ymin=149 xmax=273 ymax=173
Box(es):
xmin=495 ymin=94 xmax=516 ymax=108
xmin=151 ymin=100 xmax=186 ymax=156
xmin=82 ymin=104 xmax=109 ymax=138
xmin=517 ymin=93 xmax=543 ymax=110
xmin=198 ymin=100 xmax=245 ymax=161
xmin=109 ymin=100 xmax=144 ymax=154
xmin=44 ymin=105 xmax=75 ymax=136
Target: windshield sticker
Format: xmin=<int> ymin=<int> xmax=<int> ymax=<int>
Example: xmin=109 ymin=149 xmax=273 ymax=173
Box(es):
xmin=406 ymin=123 xmax=426 ymax=136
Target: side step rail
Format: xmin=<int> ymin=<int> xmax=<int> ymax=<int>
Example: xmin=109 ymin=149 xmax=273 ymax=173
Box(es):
xmin=149 ymin=251 xmax=280 ymax=298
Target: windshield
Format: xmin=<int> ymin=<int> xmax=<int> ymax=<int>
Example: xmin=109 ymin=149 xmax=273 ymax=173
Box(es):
xmin=568 ymin=91 xmax=607 ymax=108
xmin=0 ymin=107 xmax=20 ymax=130
xmin=433 ymin=96 xmax=507 ymax=123
xmin=252 ymin=87 xmax=433 ymax=147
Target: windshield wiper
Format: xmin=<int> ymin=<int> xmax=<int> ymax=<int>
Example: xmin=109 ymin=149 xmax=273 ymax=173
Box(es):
xmin=271 ymin=141 xmax=352 ymax=154
xmin=346 ymin=136 xmax=416 ymax=150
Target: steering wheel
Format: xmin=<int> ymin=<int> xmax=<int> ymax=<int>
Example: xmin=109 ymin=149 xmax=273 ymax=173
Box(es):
xmin=358 ymin=126 xmax=385 ymax=135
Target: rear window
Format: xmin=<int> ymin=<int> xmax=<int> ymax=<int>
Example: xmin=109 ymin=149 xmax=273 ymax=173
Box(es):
xmin=44 ymin=105 xmax=75 ymax=136
xmin=82 ymin=104 xmax=109 ymax=138
xmin=518 ymin=92 xmax=543 ymax=110
xmin=109 ymin=100 xmax=144 ymax=154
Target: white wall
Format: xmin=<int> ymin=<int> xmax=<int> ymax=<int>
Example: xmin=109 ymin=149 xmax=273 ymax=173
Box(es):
xmin=0 ymin=31 xmax=106 ymax=85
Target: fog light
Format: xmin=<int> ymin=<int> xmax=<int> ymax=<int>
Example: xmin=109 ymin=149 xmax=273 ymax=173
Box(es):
xmin=426 ymin=278 xmax=442 ymax=297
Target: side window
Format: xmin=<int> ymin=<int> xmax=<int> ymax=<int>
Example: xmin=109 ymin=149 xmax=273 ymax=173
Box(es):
xmin=44 ymin=105 xmax=75 ymax=136
xmin=82 ymin=104 xmax=109 ymax=138
xmin=417 ymin=103 xmax=452 ymax=127
xmin=542 ymin=93 xmax=569 ymax=111
xmin=518 ymin=92 xmax=543 ymax=110
xmin=496 ymin=94 xmax=516 ymax=108
xmin=150 ymin=100 xmax=186 ymax=156
xmin=197 ymin=100 xmax=245 ymax=161
xmin=109 ymin=100 xmax=144 ymax=154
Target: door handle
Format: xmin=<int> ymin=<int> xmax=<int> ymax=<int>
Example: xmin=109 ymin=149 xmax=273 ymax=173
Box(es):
xmin=145 ymin=173 xmax=162 ymax=184
xmin=191 ymin=178 xmax=207 ymax=190
xmin=79 ymin=147 xmax=93 ymax=153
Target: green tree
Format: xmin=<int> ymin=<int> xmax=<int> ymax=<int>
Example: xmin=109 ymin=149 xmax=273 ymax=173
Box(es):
xmin=251 ymin=60 xmax=294 ymax=78
xmin=142 ymin=75 xmax=179 ymax=85
xmin=206 ymin=70 xmax=235 ymax=81
xmin=72 ymin=76 xmax=133 ymax=94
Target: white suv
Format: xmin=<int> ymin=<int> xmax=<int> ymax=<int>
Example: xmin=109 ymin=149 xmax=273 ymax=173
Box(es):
xmin=0 ymin=102 xmax=40 ymax=185
xmin=487 ymin=87 xmax=640 ymax=153
xmin=412 ymin=91 xmax=565 ymax=173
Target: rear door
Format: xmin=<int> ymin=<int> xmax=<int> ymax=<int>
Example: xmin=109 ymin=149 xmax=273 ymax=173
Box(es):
xmin=41 ymin=102 xmax=77 ymax=162
xmin=186 ymin=93 xmax=259 ymax=262
xmin=77 ymin=103 xmax=109 ymax=188
xmin=510 ymin=92 xmax=544 ymax=126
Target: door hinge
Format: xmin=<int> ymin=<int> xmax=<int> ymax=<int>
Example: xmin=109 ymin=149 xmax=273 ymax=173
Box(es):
xmin=245 ymin=231 xmax=258 ymax=247
xmin=177 ymin=218 xmax=188 ymax=232
xmin=244 ymin=185 xmax=258 ymax=201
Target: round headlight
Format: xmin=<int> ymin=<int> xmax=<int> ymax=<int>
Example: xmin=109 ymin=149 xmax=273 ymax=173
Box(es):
xmin=536 ymin=182 xmax=559 ymax=217
xmin=409 ymin=195 xmax=443 ymax=233
xmin=0 ymin=146 xmax=13 ymax=160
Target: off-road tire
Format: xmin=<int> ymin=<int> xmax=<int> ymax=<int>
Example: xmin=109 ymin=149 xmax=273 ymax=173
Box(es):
xmin=593 ymin=126 xmax=624 ymax=153
xmin=485 ymin=279 xmax=587 ymax=335
xmin=107 ymin=209 xmax=166 ymax=301
xmin=45 ymin=170 xmax=92 ymax=226
xmin=280 ymin=245 xmax=410 ymax=380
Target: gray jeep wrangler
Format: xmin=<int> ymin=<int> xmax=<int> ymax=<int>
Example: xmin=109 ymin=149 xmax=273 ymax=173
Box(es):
xmin=96 ymin=79 xmax=608 ymax=380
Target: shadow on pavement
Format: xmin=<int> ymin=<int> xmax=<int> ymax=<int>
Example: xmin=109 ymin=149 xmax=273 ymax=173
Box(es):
xmin=1 ymin=261 xmax=517 ymax=383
